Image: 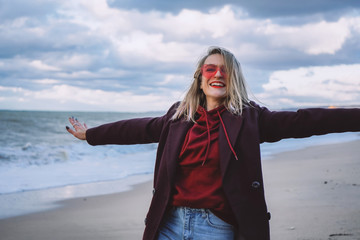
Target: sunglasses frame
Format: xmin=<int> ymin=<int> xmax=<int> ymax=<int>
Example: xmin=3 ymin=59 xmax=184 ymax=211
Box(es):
xmin=201 ymin=64 xmax=228 ymax=79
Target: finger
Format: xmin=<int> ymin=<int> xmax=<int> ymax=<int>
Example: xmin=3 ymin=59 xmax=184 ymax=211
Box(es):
xmin=69 ymin=116 xmax=79 ymax=123
xmin=84 ymin=123 xmax=88 ymax=129
xmin=66 ymin=126 xmax=76 ymax=135
xmin=69 ymin=117 xmax=82 ymax=129
xmin=69 ymin=116 xmax=76 ymax=125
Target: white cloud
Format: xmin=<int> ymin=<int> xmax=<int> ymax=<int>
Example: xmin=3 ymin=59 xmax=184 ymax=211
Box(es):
xmin=0 ymin=58 xmax=61 ymax=74
xmin=1 ymin=0 xmax=360 ymax=112
xmin=53 ymin=54 xmax=95 ymax=70
xmin=33 ymin=79 xmax=60 ymax=84
xmin=12 ymin=0 xmax=357 ymax=64
xmin=112 ymin=32 xmax=202 ymax=63
xmin=6 ymin=17 xmax=29 ymax=28
xmin=0 ymin=84 xmax=181 ymax=112
xmin=259 ymin=64 xmax=360 ymax=108
xmin=260 ymin=17 xmax=360 ymax=55
xmin=3 ymin=1 xmax=360 ymax=61
xmin=30 ymin=60 xmax=61 ymax=71
xmin=151 ymin=6 xmax=243 ymax=39
xmin=0 ymin=85 xmax=29 ymax=93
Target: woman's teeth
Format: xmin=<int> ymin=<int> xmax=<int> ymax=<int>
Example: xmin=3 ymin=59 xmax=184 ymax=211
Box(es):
xmin=210 ymin=82 xmax=225 ymax=87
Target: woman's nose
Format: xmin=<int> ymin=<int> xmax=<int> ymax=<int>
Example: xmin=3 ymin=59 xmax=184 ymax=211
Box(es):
xmin=214 ymin=69 xmax=222 ymax=77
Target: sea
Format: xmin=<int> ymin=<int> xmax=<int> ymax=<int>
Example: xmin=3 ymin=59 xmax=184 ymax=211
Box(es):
xmin=0 ymin=110 xmax=359 ymax=219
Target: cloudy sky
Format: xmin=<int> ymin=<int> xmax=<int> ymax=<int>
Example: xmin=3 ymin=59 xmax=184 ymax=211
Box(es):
xmin=1 ymin=0 xmax=360 ymax=112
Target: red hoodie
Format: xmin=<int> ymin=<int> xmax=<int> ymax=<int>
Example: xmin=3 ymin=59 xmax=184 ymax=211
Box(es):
xmin=172 ymin=105 xmax=237 ymax=225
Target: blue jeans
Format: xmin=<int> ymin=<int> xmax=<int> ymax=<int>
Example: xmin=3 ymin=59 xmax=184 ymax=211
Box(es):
xmin=157 ymin=207 xmax=235 ymax=240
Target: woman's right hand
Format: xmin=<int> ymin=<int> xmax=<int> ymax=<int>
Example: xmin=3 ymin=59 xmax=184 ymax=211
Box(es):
xmin=66 ymin=117 xmax=88 ymax=140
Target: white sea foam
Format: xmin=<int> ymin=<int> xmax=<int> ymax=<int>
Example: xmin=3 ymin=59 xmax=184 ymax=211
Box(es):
xmin=0 ymin=110 xmax=161 ymax=195
xmin=0 ymin=145 xmax=157 ymax=194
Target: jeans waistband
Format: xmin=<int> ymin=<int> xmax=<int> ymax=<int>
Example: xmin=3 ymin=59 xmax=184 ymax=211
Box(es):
xmin=172 ymin=206 xmax=207 ymax=212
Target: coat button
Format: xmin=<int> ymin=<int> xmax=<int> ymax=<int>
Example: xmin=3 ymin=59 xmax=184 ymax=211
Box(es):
xmin=251 ymin=181 xmax=261 ymax=189
xmin=152 ymin=188 xmax=156 ymax=195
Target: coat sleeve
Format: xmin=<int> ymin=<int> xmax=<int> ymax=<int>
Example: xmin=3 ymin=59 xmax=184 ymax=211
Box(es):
xmin=86 ymin=103 xmax=178 ymax=146
xmin=256 ymin=103 xmax=360 ymax=143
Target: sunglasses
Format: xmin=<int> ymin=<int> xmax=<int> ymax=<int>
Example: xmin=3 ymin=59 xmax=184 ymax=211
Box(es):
xmin=201 ymin=64 xmax=228 ymax=79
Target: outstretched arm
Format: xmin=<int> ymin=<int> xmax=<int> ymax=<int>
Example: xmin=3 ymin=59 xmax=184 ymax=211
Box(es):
xmin=258 ymin=105 xmax=360 ymax=143
xmin=66 ymin=116 xmax=88 ymax=140
xmin=65 ymin=102 xmax=179 ymax=145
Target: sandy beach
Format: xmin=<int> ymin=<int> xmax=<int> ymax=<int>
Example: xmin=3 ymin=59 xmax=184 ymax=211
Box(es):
xmin=1 ymin=140 xmax=359 ymax=240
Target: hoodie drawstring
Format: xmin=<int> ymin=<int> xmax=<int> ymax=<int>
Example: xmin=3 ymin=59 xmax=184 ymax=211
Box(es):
xmin=202 ymin=110 xmax=211 ymax=166
xmin=201 ymin=108 xmax=239 ymax=165
xmin=217 ymin=111 xmax=239 ymax=161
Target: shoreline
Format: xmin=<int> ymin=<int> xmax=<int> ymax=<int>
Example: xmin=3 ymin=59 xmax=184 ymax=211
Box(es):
xmin=1 ymin=140 xmax=360 ymax=239
xmin=0 ymin=173 xmax=153 ymax=220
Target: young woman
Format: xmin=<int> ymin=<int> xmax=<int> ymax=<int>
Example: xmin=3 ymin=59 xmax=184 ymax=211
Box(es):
xmin=67 ymin=46 xmax=360 ymax=240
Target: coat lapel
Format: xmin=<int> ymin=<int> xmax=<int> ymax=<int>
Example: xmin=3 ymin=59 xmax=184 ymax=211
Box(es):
xmin=219 ymin=110 xmax=244 ymax=177
xmin=164 ymin=119 xmax=193 ymax=186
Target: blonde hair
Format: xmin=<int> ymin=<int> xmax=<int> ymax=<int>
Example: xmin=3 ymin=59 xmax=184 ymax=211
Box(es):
xmin=172 ymin=46 xmax=250 ymax=121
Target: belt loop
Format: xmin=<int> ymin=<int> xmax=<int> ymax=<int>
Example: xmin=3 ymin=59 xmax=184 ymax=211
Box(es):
xmin=202 ymin=209 xmax=207 ymax=218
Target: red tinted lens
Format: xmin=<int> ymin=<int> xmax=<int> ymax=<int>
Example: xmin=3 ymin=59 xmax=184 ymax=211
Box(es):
xmin=201 ymin=64 xmax=227 ymax=78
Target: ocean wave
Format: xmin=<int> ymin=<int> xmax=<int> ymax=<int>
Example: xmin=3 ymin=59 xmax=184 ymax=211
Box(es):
xmin=0 ymin=146 xmax=157 ymax=194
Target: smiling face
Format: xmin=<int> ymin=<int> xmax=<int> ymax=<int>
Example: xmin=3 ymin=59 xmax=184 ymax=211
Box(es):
xmin=200 ymin=54 xmax=228 ymax=110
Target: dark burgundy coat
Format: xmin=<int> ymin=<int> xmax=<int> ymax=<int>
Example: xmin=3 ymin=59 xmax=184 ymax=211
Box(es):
xmin=86 ymin=102 xmax=360 ymax=240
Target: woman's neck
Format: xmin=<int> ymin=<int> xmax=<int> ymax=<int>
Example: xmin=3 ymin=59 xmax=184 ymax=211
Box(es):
xmin=205 ymin=100 xmax=223 ymax=111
